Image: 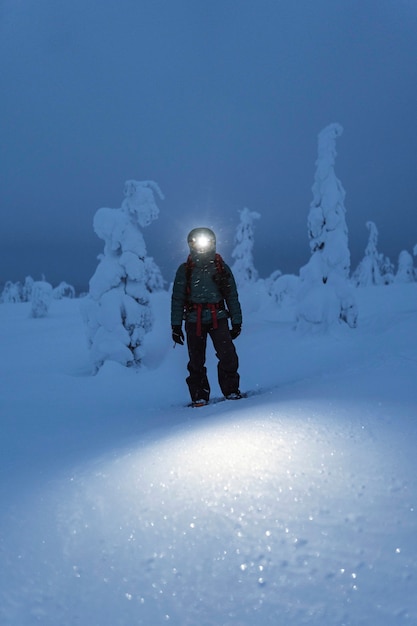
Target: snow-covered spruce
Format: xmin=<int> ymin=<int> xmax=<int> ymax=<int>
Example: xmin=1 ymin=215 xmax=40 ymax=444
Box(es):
xmin=395 ymin=250 xmax=415 ymax=284
xmin=231 ymin=207 xmax=260 ymax=288
xmin=296 ymin=123 xmax=357 ymax=331
xmin=1 ymin=276 xmax=33 ymax=303
xmin=0 ymin=276 xmax=76 ymax=304
xmin=266 ymin=270 xmax=300 ymax=309
xmin=0 ymin=281 xmax=22 ymax=304
xmin=30 ymin=280 xmax=53 ymax=318
xmin=53 ymin=281 xmax=76 ymax=299
xmin=81 ymin=180 xmax=164 ymax=373
xmin=352 ymin=221 xmax=395 ymax=287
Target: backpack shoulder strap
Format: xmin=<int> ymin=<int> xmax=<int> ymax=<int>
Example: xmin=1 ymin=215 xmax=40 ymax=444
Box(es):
xmin=185 ymin=254 xmax=193 ymax=298
xmin=214 ymin=253 xmax=225 ymax=275
xmin=213 ymin=253 xmax=230 ymax=299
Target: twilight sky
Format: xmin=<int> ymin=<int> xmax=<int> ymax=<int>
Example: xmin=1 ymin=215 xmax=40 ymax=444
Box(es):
xmin=1 ymin=0 xmax=417 ymax=290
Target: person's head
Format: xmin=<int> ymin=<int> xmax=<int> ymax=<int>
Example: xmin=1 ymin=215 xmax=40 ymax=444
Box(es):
xmin=187 ymin=227 xmax=216 ymax=254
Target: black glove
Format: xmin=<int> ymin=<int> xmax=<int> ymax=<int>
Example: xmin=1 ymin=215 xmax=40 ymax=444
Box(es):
xmin=230 ymin=323 xmax=241 ymax=340
xmin=172 ymin=325 xmax=185 ymax=345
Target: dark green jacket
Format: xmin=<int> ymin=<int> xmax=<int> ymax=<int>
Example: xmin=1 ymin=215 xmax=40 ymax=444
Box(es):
xmin=171 ymin=251 xmax=242 ymax=327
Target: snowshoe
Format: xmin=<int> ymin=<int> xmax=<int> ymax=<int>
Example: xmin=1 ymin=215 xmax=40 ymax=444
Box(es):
xmin=225 ymin=391 xmax=243 ymax=400
xmin=190 ymin=399 xmax=209 ymax=408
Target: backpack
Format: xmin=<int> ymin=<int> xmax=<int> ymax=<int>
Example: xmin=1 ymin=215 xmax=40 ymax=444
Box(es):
xmin=184 ymin=253 xmax=229 ymax=334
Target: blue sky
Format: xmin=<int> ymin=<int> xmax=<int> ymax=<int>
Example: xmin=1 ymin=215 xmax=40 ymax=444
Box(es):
xmin=1 ymin=0 xmax=417 ymax=289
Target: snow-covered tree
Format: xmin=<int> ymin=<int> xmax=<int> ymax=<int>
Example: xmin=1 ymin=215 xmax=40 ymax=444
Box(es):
xmin=0 ymin=276 xmax=42 ymax=303
xmin=380 ymin=256 xmax=395 ymax=284
xmin=1 ymin=275 xmax=76 ymax=304
xmin=30 ymin=280 xmax=53 ymax=318
xmin=231 ymin=207 xmax=260 ymax=287
xmin=266 ymin=270 xmax=300 ymax=307
xmin=352 ymin=221 xmax=394 ymax=287
xmin=395 ymin=250 xmax=415 ymax=284
xmin=1 ymin=281 xmax=22 ymax=303
xmin=352 ymin=221 xmax=382 ymax=287
xmin=296 ymin=123 xmax=357 ymax=331
xmin=53 ymin=281 xmax=76 ymax=299
xmin=22 ymin=276 xmax=34 ymax=301
xmin=81 ymin=179 xmax=164 ymax=373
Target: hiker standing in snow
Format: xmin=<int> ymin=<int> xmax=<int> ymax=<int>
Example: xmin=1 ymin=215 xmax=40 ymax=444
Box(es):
xmin=171 ymin=227 xmax=243 ymax=407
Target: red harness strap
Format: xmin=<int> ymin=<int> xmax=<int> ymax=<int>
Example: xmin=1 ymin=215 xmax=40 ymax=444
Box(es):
xmin=193 ymin=302 xmax=220 ymax=336
xmin=208 ymin=303 xmax=219 ymax=331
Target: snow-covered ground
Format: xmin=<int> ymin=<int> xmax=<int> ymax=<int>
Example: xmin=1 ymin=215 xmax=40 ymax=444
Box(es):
xmin=1 ymin=282 xmax=417 ymax=625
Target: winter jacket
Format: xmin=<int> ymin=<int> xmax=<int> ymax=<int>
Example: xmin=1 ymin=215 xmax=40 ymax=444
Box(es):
xmin=171 ymin=250 xmax=242 ymax=327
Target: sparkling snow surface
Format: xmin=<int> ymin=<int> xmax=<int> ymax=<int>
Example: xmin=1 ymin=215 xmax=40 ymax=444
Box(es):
xmin=1 ymin=283 xmax=417 ymax=625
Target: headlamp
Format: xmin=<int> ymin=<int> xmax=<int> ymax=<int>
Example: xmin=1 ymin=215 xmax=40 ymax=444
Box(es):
xmin=194 ymin=234 xmax=211 ymax=250
xmin=187 ymin=227 xmax=216 ymax=253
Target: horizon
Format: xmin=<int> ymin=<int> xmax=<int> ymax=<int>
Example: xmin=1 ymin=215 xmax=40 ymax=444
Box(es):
xmin=0 ymin=214 xmax=412 ymax=294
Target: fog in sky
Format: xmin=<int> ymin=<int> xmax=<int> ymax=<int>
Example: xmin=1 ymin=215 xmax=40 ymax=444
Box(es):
xmin=1 ymin=0 xmax=417 ymax=290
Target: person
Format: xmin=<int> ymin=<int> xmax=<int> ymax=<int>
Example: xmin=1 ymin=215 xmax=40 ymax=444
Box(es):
xmin=171 ymin=227 xmax=243 ymax=407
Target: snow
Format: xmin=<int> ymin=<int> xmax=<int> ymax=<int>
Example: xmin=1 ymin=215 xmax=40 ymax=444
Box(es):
xmin=1 ymin=282 xmax=417 ymax=625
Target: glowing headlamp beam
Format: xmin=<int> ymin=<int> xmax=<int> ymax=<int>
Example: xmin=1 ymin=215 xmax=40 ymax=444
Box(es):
xmin=190 ymin=234 xmax=214 ymax=252
xmin=195 ymin=235 xmax=210 ymax=249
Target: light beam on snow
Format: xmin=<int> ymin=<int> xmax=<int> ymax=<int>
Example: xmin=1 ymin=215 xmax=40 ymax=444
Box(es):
xmin=60 ymin=409 xmax=330 ymax=547
xmin=3 ymin=404 xmax=412 ymax=626
xmin=155 ymin=417 xmax=290 ymax=489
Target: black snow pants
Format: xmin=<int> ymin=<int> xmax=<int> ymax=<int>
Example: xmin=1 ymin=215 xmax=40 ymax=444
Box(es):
xmin=185 ymin=317 xmax=240 ymax=402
